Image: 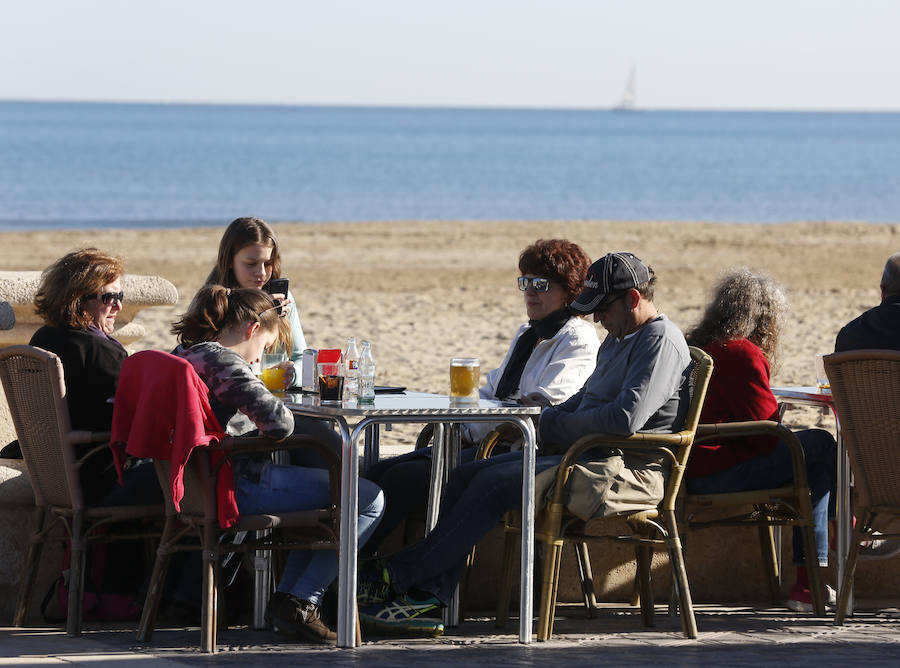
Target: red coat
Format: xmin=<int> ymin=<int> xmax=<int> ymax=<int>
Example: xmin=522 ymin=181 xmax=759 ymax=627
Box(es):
xmin=687 ymin=338 xmax=780 ymax=478
xmin=110 ymin=350 xmax=238 ymax=527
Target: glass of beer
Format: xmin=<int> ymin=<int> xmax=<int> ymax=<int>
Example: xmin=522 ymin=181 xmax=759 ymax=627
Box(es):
xmin=450 ymin=357 xmax=480 ymax=403
xmin=317 ymin=361 xmax=344 ymax=404
xmin=261 ymin=351 xmax=289 ymax=391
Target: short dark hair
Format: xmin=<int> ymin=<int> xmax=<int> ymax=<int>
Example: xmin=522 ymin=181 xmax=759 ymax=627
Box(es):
xmin=518 ymin=239 xmax=591 ymax=304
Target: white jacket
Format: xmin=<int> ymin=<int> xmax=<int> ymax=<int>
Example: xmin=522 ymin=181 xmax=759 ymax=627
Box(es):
xmin=465 ymin=315 xmax=601 ymax=444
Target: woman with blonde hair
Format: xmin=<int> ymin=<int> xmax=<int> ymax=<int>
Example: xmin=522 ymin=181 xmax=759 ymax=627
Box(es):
xmin=685 ymin=268 xmax=836 ymax=612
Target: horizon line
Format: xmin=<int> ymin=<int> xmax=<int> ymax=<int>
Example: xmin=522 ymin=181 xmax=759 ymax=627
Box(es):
xmin=1 ymin=97 xmax=898 ymax=114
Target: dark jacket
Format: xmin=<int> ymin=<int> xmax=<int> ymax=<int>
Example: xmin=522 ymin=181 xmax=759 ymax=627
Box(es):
xmin=29 ymin=325 xmax=127 ymax=503
xmin=834 ymin=293 xmax=900 ymax=352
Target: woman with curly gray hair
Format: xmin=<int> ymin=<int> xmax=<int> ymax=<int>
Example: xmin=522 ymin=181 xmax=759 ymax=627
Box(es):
xmin=685 ymin=268 xmax=836 ymax=613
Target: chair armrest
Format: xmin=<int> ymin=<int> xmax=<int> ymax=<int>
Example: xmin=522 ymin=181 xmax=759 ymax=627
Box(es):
xmin=70 ymin=430 xmax=111 ymax=445
xmin=70 ymin=431 xmax=113 ymax=469
xmin=476 ymin=423 xmax=521 ymax=460
xmin=695 ymin=420 xmax=810 ymax=492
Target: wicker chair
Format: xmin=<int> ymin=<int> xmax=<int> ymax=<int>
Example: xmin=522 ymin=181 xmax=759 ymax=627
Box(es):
xmin=111 ymin=349 xmax=350 ymax=653
xmin=824 ymin=349 xmax=900 ymax=624
xmin=494 ymin=346 xmax=713 ymax=640
xmin=683 ymin=421 xmax=826 ymax=615
xmin=0 ymin=345 xmax=163 ymax=637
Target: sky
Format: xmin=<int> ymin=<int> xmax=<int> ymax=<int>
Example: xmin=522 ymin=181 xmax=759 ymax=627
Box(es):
xmin=3 ymin=0 xmax=900 ymax=111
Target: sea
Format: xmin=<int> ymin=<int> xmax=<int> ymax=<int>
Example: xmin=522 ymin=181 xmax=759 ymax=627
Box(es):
xmin=1 ymin=100 xmax=899 ymax=230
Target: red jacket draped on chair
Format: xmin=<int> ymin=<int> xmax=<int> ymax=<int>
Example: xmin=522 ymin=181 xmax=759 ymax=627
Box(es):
xmin=109 ymin=350 xmax=238 ymax=527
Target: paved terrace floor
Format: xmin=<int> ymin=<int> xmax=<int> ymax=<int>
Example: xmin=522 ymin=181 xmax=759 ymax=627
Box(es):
xmin=3 ymin=602 xmax=900 ymax=667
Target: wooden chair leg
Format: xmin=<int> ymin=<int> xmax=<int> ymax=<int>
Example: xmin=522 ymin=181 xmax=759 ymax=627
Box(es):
xmin=200 ymin=524 xmax=218 ymax=653
xmin=756 ymin=516 xmax=781 ymax=605
xmin=801 ymin=522 xmax=825 ymax=617
xmin=573 ymin=541 xmax=597 ymax=618
xmin=635 ymin=542 xmax=654 ymax=627
xmin=15 ymin=506 xmax=46 ymax=627
xmin=665 ymin=512 xmax=697 ymax=639
xmin=536 ymin=539 xmax=563 ymax=641
xmin=67 ymin=511 xmax=85 ymax=638
xmin=835 ymin=523 xmax=865 ymax=625
xmin=137 ymin=517 xmax=177 ymax=642
xmin=458 ymin=545 xmax=477 ymax=621
xmin=494 ymin=528 xmax=519 ymax=628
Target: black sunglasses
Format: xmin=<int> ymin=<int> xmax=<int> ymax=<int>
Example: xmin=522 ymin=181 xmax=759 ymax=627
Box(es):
xmin=517 ymin=276 xmax=551 ymax=293
xmin=84 ymin=291 xmax=125 ymax=306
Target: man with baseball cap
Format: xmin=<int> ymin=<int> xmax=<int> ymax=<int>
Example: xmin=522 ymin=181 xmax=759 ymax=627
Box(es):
xmin=539 ymin=252 xmax=691 ymax=450
xmin=359 ymin=252 xmax=692 ymax=635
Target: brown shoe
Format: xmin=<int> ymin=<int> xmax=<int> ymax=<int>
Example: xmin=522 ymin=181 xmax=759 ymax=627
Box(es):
xmin=268 ymin=594 xmax=336 ymax=645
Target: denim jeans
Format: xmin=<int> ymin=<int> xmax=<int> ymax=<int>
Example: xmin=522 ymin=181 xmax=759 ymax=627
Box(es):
xmin=363 ymin=446 xmax=479 ymax=555
xmin=388 ymin=451 xmax=562 ymax=604
xmin=236 ymin=462 xmax=384 ymax=605
xmin=685 ymin=428 xmax=836 ymax=566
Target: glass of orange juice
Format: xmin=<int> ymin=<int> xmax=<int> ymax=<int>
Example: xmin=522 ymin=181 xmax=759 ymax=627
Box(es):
xmin=261 ymin=351 xmax=289 ymax=391
xmin=450 ymin=357 xmax=480 ymax=403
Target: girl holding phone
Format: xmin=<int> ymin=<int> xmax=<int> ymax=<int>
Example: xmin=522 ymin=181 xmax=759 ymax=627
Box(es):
xmin=206 ymin=217 xmax=305 ymax=385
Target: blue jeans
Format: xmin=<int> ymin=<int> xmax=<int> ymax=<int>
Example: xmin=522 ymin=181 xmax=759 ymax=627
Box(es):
xmin=363 ymin=446 xmax=479 ymax=555
xmin=686 ymin=428 xmax=836 ymax=566
xmin=236 ymin=462 xmax=384 ymax=605
xmin=388 ymin=451 xmax=562 ymax=604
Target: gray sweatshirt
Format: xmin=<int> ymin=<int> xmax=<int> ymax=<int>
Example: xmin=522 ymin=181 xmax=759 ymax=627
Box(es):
xmin=538 ymin=314 xmax=690 ymax=453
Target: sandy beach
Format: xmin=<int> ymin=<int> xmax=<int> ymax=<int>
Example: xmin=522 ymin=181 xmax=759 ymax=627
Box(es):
xmin=3 ymin=220 xmax=897 ymax=442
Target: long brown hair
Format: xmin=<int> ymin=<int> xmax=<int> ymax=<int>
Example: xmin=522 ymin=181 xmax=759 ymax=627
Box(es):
xmin=686 ymin=268 xmax=788 ymax=364
xmin=34 ymin=248 xmax=124 ymax=329
xmin=172 ymin=285 xmax=282 ymax=348
xmin=205 ymin=217 xmax=282 ymax=289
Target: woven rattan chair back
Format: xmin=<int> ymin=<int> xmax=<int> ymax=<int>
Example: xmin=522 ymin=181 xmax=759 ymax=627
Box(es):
xmin=0 ymin=345 xmax=81 ymax=509
xmin=825 ymin=349 xmax=900 ymax=511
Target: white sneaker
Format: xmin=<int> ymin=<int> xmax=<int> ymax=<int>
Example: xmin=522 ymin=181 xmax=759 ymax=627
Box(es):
xmin=859 ymin=536 xmax=900 ymax=560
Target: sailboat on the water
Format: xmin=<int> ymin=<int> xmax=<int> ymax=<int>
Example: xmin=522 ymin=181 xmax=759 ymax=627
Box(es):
xmin=613 ymin=66 xmax=636 ymax=111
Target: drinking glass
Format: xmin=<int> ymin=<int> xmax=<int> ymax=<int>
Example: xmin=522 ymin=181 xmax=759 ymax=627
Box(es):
xmin=814 ymin=354 xmax=830 ymax=391
xmin=261 ymin=351 xmax=289 ymax=391
xmin=450 ymin=357 xmax=480 ymax=403
xmin=317 ymin=362 xmax=344 ymax=403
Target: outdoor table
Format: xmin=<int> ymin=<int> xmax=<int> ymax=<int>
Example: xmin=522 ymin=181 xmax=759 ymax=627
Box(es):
xmin=284 ymin=391 xmax=540 ymax=648
xmin=771 ymin=385 xmax=852 ymax=604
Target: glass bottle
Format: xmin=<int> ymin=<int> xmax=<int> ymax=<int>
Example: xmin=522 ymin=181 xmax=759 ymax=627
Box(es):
xmin=358 ymin=341 xmax=376 ymax=404
xmin=343 ymin=336 xmax=360 ymax=401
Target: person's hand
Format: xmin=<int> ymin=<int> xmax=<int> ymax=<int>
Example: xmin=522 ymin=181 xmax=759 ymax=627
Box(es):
xmin=270 ymin=294 xmax=294 ymax=317
xmin=277 ymin=360 xmax=296 ymax=387
xmin=518 ymin=392 xmax=552 ymax=408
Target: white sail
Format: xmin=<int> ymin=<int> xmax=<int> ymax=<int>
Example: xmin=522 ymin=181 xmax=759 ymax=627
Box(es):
xmin=613 ymin=66 xmax=636 ymax=111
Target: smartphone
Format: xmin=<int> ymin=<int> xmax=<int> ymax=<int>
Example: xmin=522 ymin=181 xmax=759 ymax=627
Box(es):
xmin=267 ymin=278 xmax=289 ymax=296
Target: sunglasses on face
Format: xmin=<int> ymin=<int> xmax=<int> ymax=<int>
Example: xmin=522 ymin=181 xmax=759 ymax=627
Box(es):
xmin=84 ymin=291 xmax=125 ymax=306
xmin=517 ymin=276 xmax=551 ymax=293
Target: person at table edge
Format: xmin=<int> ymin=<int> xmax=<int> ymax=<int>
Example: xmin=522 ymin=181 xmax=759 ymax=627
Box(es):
xmin=358 ymin=252 xmax=692 ymax=634
xmin=834 ymin=251 xmax=900 ymax=352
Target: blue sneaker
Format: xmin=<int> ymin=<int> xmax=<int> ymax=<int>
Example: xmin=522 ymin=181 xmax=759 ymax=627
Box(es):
xmin=360 ymin=594 xmax=445 ymax=637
